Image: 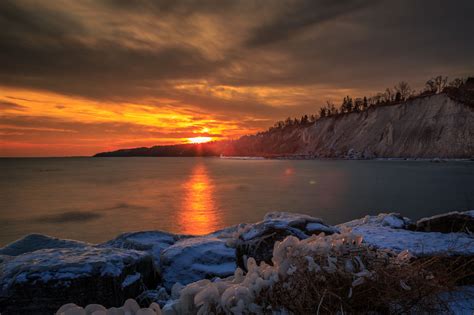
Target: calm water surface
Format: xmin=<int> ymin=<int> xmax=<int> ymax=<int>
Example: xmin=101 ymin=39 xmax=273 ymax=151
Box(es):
xmin=0 ymin=157 xmax=473 ymax=246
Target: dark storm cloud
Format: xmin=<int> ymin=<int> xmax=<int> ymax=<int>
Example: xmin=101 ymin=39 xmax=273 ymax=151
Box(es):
xmin=0 ymin=0 xmax=473 ymax=107
xmin=0 ymin=0 xmax=225 ymax=99
xmin=105 ymin=0 xmax=235 ymax=14
xmin=218 ymin=1 xmax=474 ymax=90
xmin=245 ymin=0 xmax=374 ymax=47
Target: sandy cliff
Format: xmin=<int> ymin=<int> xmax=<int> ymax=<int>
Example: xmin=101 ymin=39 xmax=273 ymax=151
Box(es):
xmin=226 ymin=93 xmax=474 ymax=158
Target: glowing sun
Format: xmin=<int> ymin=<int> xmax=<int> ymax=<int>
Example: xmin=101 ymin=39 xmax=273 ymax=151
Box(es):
xmin=188 ymin=136 xmax=212 ymax=144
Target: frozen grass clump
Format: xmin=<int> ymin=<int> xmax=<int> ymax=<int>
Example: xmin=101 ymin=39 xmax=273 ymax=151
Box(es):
xmin=165 ymin=230 xmax=473 ymax=314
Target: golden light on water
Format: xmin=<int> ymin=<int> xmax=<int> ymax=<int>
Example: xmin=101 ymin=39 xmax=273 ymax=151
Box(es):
xmin=188 ymin=136 xmax=212 ymax=144
xmin=180 ymin=163 xmax=219 ymax=234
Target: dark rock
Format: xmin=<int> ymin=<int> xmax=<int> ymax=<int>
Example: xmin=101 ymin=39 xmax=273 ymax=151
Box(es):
xmin=0 ymin=247 xmax=159 ymax=315
xmin=235 ymin=212 xmax=338 ymax=269
xmin=136 ymin=287 xmax=170 ymax=308
xmin=415 ymin=211 xmax=474 ymax=233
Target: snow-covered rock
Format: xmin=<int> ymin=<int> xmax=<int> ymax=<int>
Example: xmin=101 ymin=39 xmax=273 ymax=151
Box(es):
xmin=0 ymin=233 xmax=89 ymax=256
xmin=339 ymin=213 xmax=474 ymax=256
xmin=102 ymin=230 xmax=185 ymax=266
xmin=0 ymin=246 xmax=159 ymax=314
xmin=160 ymin=237 xmax=236 ymax=290
xmin=234 ymin=211 xmax=338 ymax=269
xmin=342 ymin=212 xmax=411 ymax=229
xmin=4 ymin=210 xmax=474 ymax=314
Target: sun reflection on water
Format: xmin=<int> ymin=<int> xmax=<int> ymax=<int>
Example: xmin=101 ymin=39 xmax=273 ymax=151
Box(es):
xmin=180 ymin=163 xmax=219 ymax=235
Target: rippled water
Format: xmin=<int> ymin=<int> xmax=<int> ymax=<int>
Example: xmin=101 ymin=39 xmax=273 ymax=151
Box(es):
xmin=0 ymin=157 xmax=473 ymax=246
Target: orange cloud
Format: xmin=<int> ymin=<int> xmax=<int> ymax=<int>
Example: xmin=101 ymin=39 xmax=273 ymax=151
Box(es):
xmin=0 ymin=86 xmax=264 ymax=156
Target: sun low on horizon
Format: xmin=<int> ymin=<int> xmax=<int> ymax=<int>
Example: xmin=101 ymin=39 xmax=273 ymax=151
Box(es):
xmin=0 ymin=1 xmax=472 ymax=157
xmin=188 ymin=136 xmax=213 ymax=144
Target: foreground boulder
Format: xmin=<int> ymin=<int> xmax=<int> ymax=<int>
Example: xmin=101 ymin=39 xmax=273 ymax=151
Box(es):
xmin=101 ymin=230 xmax=186 ymax=265
xmin=3 ymin=210 xmax=474 ymax=314
xmin=160 ymin=237 xmax=236 ymax=290
xmin=235 ymin=212 xmax=338 ymax=269
xmin=413 ymin=210 xmax=474 ymax=233
xmin=0 ymin=234 xmax=89 ymax=256
xmin=0 ymin=246 xmax=159 ymax=315
xmin=340 ymin=213 xmax=474 ymax=256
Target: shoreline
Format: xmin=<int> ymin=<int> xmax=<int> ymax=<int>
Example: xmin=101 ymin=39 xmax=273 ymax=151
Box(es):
xmin=1 ymin=155 xmax=473 ymax=161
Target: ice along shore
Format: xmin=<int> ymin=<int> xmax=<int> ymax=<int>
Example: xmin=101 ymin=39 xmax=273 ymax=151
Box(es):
xmin=1 ymin=210 xmax=473 ymax=314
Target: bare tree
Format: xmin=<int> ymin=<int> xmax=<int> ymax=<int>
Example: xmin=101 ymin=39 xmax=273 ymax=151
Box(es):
xmin=426 ymin=76 xmax=448 ymax=93
xmin=425 ymin=79 xmax=437 ymax=93
xmin=394 ymin=81 xmax=412 ymax=100
xmin=448 ymin=78 xmax=464 ymax=88
xmin=384 ymin=88 xmax=394 ymax=102
xmin=371 ymin=93 xmax=384 ymax=105
xmin=434 ymin=76 xmax=448 ymax=93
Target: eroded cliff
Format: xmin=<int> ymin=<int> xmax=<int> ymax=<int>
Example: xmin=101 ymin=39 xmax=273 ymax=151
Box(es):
xmin=225 ymin=93 xmax=474 ymax=158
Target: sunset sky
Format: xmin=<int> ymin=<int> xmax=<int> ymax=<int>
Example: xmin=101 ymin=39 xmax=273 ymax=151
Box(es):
xmin=1 ymin=0 xmax=473 ymax=156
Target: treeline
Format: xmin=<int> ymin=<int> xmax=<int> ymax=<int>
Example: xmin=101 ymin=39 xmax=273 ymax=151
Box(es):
xmin=266 ymin=75 xmax=468 ymax=133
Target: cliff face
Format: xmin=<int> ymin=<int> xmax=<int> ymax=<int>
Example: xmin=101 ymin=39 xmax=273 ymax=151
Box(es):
xmin=225 ymin=93 xmax=474 ymax=158
xmin=95 ymin=93 xmax=474 ymax=159
xmin=304 ymin=93 xmax=473 ymax=158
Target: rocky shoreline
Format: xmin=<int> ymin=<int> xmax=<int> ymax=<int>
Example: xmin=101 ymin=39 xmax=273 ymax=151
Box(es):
xmin=1 ymin=211 xmax=473 ymax=314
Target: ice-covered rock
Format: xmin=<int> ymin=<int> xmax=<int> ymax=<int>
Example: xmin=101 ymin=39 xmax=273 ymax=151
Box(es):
xmin=160 ymin=237 xmax=236 ymax=290
xmin=414 ymin=210 xmax=474 ymax=233
xmin=234 ymin=211 xmax=338 ymax=268
xmin=5 ymin=210 xmax=474 ymax=314
xmin=0 ymin=246 xmax=159 ymax=314
xmin=101 ymin=230 xmax=185 ymax=265
xmin=0 ymin=233 xmax=89 ymax=256
xmin=339 ymin=213 xmax=474 ymax=256
xmin=342 ymin=213 xmax=411 ymax=229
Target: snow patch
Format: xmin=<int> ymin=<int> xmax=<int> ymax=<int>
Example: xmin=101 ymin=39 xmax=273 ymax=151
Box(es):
xmin=339 ymin=213 xmax=474 ymax=256
xmin=122 ymin=272 xmax=141 ymax=288
xmin=305 ymin=222 xmax=339 ymax=234
xmin=101 ymin=230 xmax=182 ymax=266
xmin=160 ymin=237 xmax=236 ymax=290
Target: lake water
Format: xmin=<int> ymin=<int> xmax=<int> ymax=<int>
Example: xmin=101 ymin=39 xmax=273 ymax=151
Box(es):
xmin=0 ymin=157 xmax=473 ymax=246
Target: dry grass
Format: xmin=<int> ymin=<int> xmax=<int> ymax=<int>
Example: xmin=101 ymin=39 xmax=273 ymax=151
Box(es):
xmin=257 ymin=250 xmax=474 ymax=314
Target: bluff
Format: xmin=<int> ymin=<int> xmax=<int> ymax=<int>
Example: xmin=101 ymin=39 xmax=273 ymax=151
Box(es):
xmin=95 ymin=90 xmax=474 ymax=159
xmin=226 ymin=93 xmax=474 ymax=159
